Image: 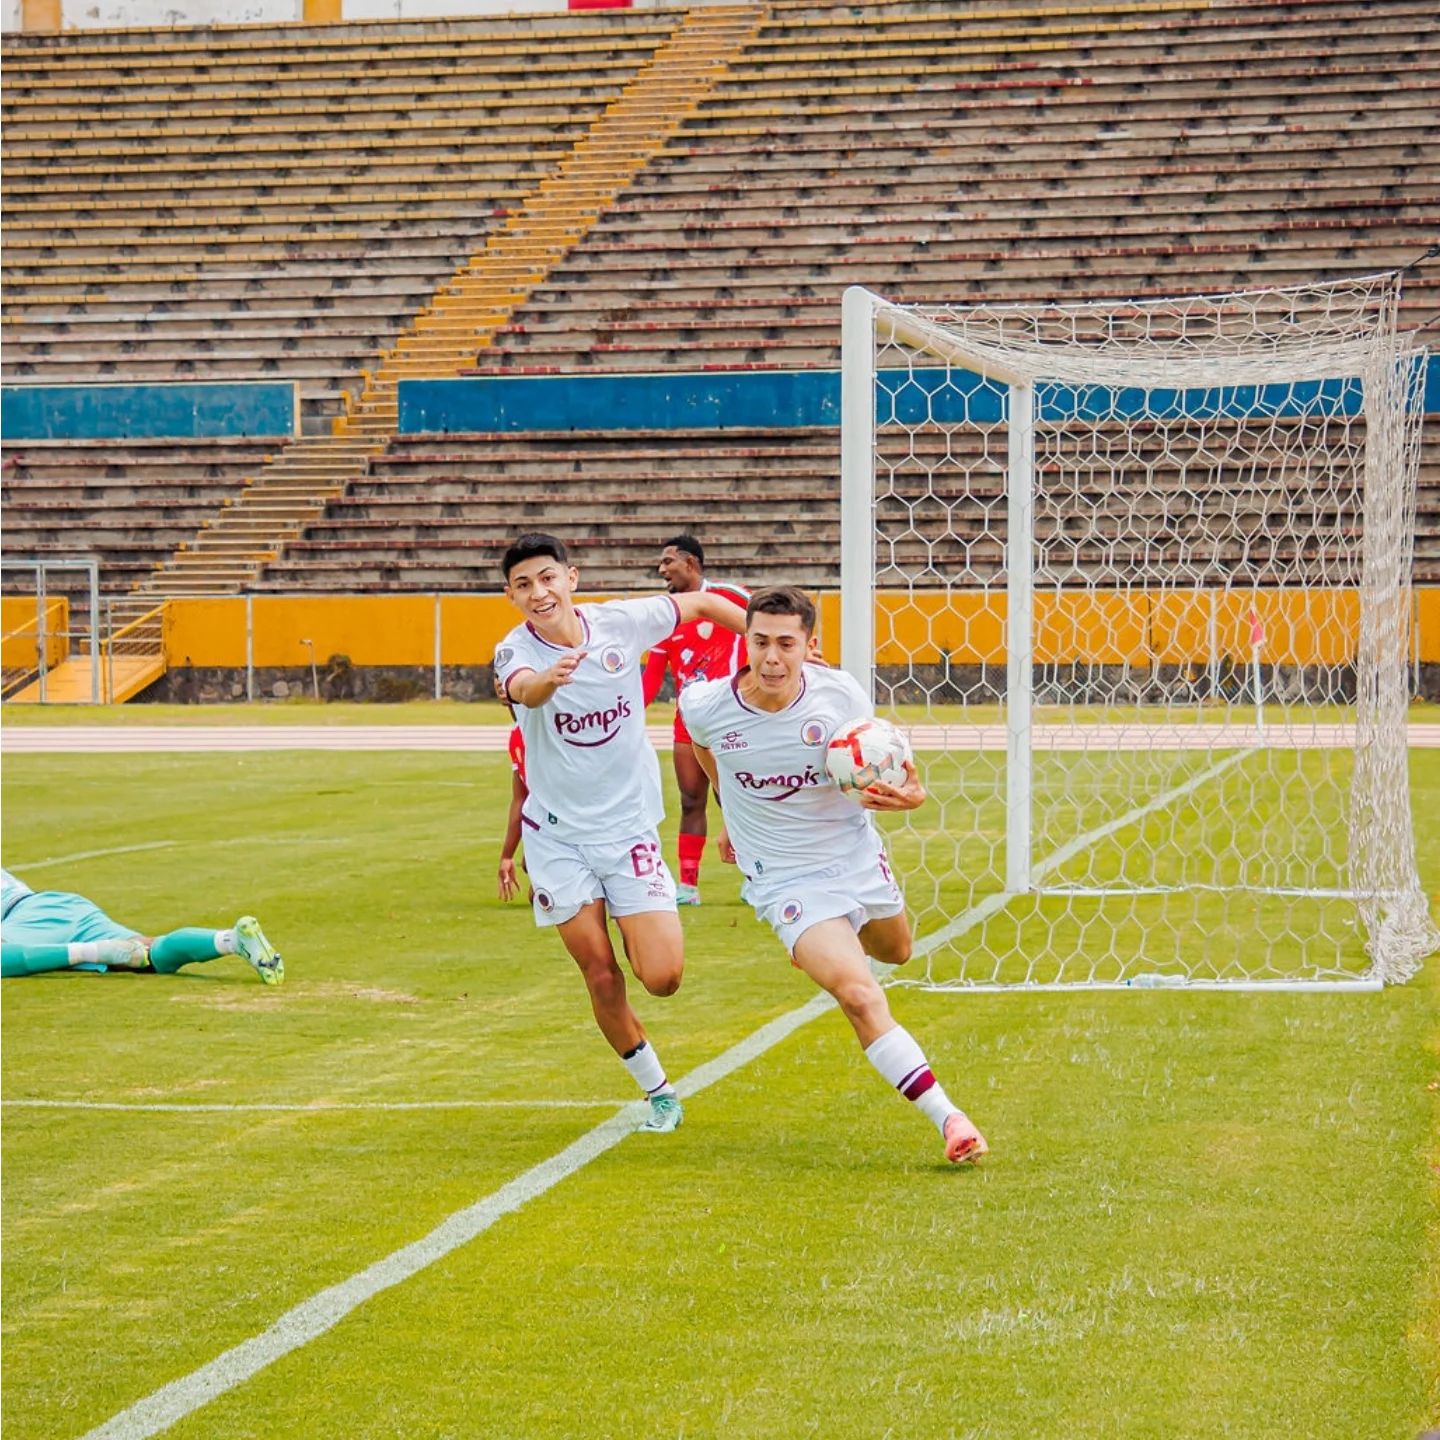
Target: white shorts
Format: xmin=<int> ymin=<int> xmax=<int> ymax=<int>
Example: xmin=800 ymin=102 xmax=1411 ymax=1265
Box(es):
xmin=742 ymin=830 xmax=904 ymax=954
xmin=520 ymin=815 xmax=677 ymax=928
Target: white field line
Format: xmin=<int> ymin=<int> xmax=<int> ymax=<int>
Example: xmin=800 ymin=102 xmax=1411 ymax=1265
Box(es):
xmin=2 ymin=1099 xmax=631 ymax=1113
xmin=75 ymin=994 xmax=833 ymax=1440
xmin=6 ymin=723 xmax=1439 ymax=754
xmin=10 ymin=841 xmax=178 ymax=870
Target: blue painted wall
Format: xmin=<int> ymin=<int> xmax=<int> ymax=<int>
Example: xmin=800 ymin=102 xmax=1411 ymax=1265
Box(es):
xmin=400 ymin=356 xmax=1440 ymax=434
xmin=1 ymin=382 xmax=298 ymax=440
xmin=400 ymin=371 xmax=844 ymax=433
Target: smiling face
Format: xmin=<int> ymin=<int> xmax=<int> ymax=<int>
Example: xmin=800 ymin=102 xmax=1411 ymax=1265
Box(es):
xmin=657 ymin=545 xmax=703 ymax=594
xmin=745 ymin=609 xmax=811 ymax=700
xmin=505 ymin=554 xmax=580 ymax=638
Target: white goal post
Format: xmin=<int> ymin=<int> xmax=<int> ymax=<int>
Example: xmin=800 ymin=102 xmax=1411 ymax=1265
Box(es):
xmin=839 ymin=274 xmax=1438 ymax=990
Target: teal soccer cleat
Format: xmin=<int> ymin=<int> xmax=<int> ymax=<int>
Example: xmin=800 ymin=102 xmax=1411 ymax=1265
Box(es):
xmin=638 ymin=1093 xmax=683 ymax=1133
xmin=675 ymin=884 xmax=701 ymax=907
xmin=235 ymin=916 xmax=284 ymax=986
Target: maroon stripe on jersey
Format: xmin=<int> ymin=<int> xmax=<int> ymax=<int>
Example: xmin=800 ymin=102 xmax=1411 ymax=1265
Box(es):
xmin=900 ymin=1066 xmax=936 ymax=1100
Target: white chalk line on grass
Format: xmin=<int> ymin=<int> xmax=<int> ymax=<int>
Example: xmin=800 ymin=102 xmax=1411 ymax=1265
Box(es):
xmin=3 ymin=1098 xmax=630 ymax=1113
xmin=12 ymin=841 xmax=178 ymax=871
xmin=76 ymin=993 xmax=834 ymax=1440
xmin=75 ymin=746 xmax=1257 ymax=1440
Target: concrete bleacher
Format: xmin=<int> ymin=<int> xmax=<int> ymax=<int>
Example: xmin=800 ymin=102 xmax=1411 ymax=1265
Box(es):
xmin=0 ymin=12 xmax=675 ymax=429
xmin=0 ymin=435 xmax=289 ymax=595
xmin=3 ymin=0 xmax=1436 ymax=615
xmin=469 ymin=0 xmax=1439 ymax=374
xmin=253 ymin=428 xmax=845 ymax=591
xmin=251 ymin=415 xmax=1440 ymax=595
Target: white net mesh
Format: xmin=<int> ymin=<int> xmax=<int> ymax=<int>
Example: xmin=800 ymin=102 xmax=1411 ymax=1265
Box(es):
xmin=849 ymin=274 xmax=1437 ymax=988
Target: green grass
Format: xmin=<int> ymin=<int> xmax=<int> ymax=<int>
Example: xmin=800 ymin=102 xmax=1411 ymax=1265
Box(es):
xmin=2 ymin=740 xmax=1438 ymax=1439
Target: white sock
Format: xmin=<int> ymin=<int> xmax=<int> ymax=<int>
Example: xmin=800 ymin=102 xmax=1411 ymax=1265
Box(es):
xmin=864 ymin=1025 xmax=958 ymax=1136
xmin=213 ymin=929 xmax=238 ymax=955
xmin=621 ymin=1040 xmax=674 ymax=1097
xmin=67 ymin=942 xmax=100 ymax=964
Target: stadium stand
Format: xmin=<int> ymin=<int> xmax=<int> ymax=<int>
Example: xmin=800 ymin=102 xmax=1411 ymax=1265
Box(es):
xmin=2 ymin=0 xmax=1437 ymax=666
xmin=471 ymin=0 xmax=1440 ymax=373
xmin=1 ymin=12 xmax=677 ymax=428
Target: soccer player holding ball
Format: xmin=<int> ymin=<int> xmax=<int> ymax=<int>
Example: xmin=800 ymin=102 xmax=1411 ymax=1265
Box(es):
xmin=680 ymin=586 xmax=988 ymax=1164
xmin=493 ymin=533 xmax=748 ymax=1133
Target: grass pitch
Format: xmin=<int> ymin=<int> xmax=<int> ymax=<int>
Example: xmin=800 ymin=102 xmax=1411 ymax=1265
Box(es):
xmin=1 ymin=732 xmax=1437 ymax=1439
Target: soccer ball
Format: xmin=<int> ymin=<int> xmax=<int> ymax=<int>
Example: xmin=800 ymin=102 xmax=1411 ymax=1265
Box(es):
xmin=824 ymin=716 xmax=913 ymax=794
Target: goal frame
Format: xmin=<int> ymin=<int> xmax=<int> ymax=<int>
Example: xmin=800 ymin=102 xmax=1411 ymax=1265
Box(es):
xmin=838 ymin=281 xmax=1430 ymax=993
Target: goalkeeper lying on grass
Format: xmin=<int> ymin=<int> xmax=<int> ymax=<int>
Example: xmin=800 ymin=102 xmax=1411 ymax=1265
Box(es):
xmin=1 ymin=868 xmax=283 ymax=984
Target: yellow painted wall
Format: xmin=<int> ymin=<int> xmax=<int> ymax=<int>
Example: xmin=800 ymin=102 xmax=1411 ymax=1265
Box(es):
xmin=2 ymin=597 xmax=70 ymax=669
xmin=1417 ymin=587 xmax=1440 ymax=662
xmin=164 ymin=594 xmax=621 ymax=668
xmin=161 ymin=589 xmax=1440 ymax=670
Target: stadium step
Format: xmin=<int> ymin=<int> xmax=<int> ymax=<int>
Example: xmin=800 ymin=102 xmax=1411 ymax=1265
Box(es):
xmin=6 ymin=650 xmax=167 ymax=704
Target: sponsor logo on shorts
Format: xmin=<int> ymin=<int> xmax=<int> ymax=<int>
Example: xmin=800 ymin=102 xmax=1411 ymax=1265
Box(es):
xmin=601 ymin=647 xmax=625 ymax=674
xmin=800 ymin=720 xmax=826 ymax=747
xmin=535 ymin=890 xmax=555 ymax=913
xmin=779 ymin=898 xmax=804 ymax=926
xmin=646 ymin=879 xmax=670 ymax=899
xmin=554 ymin=694 xmax=631 ymax=747
xmin=754 ymin=859 xmax=765 ymax=875
xmin=735 ymin=765 xmax=824 ymax=800
xmin=718 ymin=729 xmax=748 ymax=752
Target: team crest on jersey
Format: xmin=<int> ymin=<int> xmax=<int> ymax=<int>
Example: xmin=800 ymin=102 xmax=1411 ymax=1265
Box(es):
xmin=535 ymin=890 xmax=555 ymax=913
xmin=718 ymin=729 xmax=748 ymax=753
xmin=800 ymin=720 xmax=826 ymax=747
xmin=780 ymin=899 xmax=804 ymax=926
xmin=495 ymin=646 xmax=514 ymax=668
xmin=601 ymin=647 xmax=625 ymax=674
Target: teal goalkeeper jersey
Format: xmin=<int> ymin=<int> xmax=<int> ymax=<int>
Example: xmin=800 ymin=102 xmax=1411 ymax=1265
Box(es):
xmin=1 ymin=869 xmax=34 ymax=921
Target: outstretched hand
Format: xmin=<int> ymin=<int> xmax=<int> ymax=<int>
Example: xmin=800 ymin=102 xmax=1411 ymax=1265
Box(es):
xmin=546 ymin=650 xmax=587 ymax=687
xmin=717 ymin=826 xmax=737 ymax=864
xmin=858 ymin=758 xmax=926 ymax=812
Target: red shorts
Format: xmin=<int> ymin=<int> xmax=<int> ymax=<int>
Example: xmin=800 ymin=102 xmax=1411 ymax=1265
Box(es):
xmin=672 ymin=712 xmax=693 ymax=748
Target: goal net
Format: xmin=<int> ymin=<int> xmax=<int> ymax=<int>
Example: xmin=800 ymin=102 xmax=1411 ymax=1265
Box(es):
xmin=839 ymin=274 xmax=1437 ymax=989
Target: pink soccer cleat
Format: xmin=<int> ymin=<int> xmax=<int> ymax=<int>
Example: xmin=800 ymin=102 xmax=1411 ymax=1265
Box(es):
xmin=943 ymin=1112 xmax=988 ymax=1165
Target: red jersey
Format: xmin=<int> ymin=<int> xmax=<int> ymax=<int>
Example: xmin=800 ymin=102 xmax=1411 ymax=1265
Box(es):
xmin=642 ymin=580 xmax=750 ymax=705
xmin=507 ymin=725 xmax=527 ymax=788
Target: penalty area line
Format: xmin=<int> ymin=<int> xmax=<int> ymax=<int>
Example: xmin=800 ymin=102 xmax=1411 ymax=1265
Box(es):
xmin=76 ymin=993 xmax=834 ymax=1440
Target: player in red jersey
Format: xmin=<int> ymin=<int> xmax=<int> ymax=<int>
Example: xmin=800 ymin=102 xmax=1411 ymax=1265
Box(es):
xmin=641 ymin=535 xmax=749 ymax=906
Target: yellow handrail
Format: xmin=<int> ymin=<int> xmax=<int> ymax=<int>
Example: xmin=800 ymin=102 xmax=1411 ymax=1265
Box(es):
xmin=102 ymin=603 xmax=167 ymax=653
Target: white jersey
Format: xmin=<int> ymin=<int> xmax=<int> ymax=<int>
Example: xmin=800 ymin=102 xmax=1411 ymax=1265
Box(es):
xmin=1 ymin=869 xmax=33 ymax=921
xmin=680 ymin=665 xmax=878 ymax=881
xmin=494 ymin=595 xmax=681 ymax=844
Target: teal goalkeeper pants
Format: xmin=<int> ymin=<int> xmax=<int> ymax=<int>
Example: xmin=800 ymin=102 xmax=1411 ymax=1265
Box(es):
xmin=1 ymin=928 xmax=224 ymax=977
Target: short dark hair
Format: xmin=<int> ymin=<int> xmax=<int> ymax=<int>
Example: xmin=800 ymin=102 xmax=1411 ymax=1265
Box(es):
xmin=662 ymin=534 xmax=704 ymax=567
xmin=502 ymin=532 xmax=568 ymax=580
xmin=746 ymin=585 xmax=816 ymax=635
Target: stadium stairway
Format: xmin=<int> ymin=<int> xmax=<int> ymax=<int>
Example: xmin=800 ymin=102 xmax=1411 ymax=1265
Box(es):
xmin=338 ymin=2 xmax=767 ymax=438
xmin=124 ymin=7 xmax=764 ymax=574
